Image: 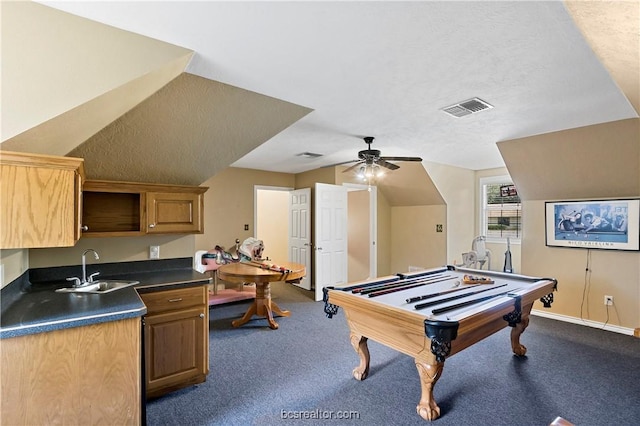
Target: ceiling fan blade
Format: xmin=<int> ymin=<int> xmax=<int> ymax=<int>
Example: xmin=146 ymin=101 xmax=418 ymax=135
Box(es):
xmin=376 ymin=159 xmax=400 ymax=171
xmin=321 ymin=159 xmax=359 ymax=168
xmin=342 ymin=160 xmax=366 ymax=173
xmin=379 ymin=156 xmax=423 ymax=162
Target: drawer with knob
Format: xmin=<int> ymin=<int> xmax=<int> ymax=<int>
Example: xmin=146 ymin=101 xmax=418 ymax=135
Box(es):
xmin=139 ymin=286 xmax=206 ymax=315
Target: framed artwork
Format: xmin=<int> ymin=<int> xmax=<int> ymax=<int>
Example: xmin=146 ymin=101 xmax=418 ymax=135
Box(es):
xmin=545 ymin=199 xmax=639 ymax=251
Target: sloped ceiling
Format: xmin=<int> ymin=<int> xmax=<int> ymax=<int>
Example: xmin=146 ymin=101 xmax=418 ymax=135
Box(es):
xmin=373 ymin=162 xmax=446 ymax=207
xmin=498 ymin=0 xmax=640 ymax=201
xmin=336 ymin=162 xmax=445 ymax=207
xmin=2 ymin=1 xmax=638 ymax=198
xmin=69 ymin=73 xmax=311 ymax=185
xmin=21 ymin=0 xmax=638 ymax=176
xmin=1 ymin=1 xmax=193 ymax=148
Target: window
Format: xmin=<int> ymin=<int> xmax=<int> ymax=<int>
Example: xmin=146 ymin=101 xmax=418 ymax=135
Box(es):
xmin=480 ymin=176 xmax=522 ymax=242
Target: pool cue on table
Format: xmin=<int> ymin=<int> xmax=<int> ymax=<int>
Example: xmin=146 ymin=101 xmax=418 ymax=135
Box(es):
xmin=358 ymin=274 xmax=450 ymax=295
xmin=341 ymin=276 xmax=402 ymax=293
xmin=406 ymin=284 xmax=482 ymax=304
xmin=444 ymin=288 xmax=522 ymax=320
xmin=241 ymin=260 xmax=292 ymax=273
xmin=431 ymin=289 xmax=514 ymax=315
xmin=366 ymin=276 xmax=456 ymax=298
xmin=414 ymin=283 xmax=507 ymax=310
xmin=353 ymin=274 xmax=447 ymax=294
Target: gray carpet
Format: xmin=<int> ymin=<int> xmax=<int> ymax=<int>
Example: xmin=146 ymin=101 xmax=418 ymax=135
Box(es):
xmin=146 ymin=282 xmax=640 ymax=426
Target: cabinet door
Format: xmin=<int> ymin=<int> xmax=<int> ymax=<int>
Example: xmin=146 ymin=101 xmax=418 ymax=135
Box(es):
xmin=146 ymin=192 xmax=203 ymax=234
xmin=144 ymin=307 xmax=208 ymax=398
xmin=1 ymin=160 xmax=82 ymax=248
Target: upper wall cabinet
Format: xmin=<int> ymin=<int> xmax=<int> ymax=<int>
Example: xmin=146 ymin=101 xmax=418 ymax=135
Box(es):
xmin=82 ymin=180 xmax=208 ymax=237
xmin=1 ymin=151 xmax=85 ymax=249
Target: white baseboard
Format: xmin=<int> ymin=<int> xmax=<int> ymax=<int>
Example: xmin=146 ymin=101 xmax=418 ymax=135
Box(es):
xmin=531 ymin=309 xmax=636 ymax=336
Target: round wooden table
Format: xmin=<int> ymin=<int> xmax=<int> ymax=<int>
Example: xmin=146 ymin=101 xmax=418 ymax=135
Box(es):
xmin=217 ymin=261 xmax=306 ymax=329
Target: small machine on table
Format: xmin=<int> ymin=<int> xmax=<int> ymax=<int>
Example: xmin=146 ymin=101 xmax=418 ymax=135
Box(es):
xmin=194 ymin=239 xmax=259 ymax=306
xmin=324 ymin=265 xmax=556 ymax=422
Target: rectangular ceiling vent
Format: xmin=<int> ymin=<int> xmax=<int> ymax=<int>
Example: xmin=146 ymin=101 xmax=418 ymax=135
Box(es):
xmin=296 ymin=152 xmax=323 ymax=158
xmin=442 ymin=98 xmax=493 ymax=118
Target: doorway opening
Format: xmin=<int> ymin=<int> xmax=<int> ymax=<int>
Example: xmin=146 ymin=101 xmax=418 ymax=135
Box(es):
xmin=254 ymin=184 xmax=377 ymax=295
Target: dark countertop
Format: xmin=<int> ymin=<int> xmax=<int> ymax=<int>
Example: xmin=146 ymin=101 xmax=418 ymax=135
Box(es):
xmin=0 ymin=258 xmax=211 ymax=339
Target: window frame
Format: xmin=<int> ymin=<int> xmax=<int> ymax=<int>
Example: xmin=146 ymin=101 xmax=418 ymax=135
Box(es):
xmin=478 ymin=175 xmax=522 ymax=244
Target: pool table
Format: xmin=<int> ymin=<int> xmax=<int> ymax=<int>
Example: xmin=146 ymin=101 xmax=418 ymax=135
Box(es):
xmin=324 ymin=265 xmax=557 ymax=421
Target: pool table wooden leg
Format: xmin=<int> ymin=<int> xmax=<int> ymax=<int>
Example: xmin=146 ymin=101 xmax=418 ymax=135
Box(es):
xmin=349 ymin=334 xmax=370 ymax=380
xmin=508 ymin=302 xmax=534 ymax=356
xmin=510 ymin=313 xmax=530 ymax=356
xmin=415 ymin=359 xmax=444 ymax=421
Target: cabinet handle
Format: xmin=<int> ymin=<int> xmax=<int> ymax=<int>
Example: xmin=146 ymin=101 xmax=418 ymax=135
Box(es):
xmin=168 ymin=298 xmax=183 ymax=302
xmin=199 ymin=313 xmax=205 ymax=319
xmin=149 ymin=223 xmax=156 ymax=228
xmin=81 ymin=225 xmax=89 ymax=231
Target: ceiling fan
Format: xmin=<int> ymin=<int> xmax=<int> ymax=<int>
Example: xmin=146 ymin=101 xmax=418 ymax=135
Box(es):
xmin=323 ymin=137 xmax=423 ymax=177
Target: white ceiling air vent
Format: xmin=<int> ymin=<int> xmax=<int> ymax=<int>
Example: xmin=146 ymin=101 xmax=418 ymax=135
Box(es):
xmin=296 ymin=152 xmax=323 ymax=158
xmin=442 ymin=98 xmax=493 ymax=118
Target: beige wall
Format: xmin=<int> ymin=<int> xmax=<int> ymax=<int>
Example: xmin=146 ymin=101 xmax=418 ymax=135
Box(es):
xmin=256 ymin=189 xmax=289 ymax=261
xmin=0 ymin=249 xmax=29 ymax=288
xmin=196 ymin=167 xmax=295 ymax=252
xmin=28 ymin=235 xmax=196 ymax=269
xmin=348 ymin=190 xmax=370 ymax=281
xmin=376 ymin=189 xmax=392 ymax=277
xmin=499 ymin=118 xmax=639 ymax=332
xmin=390 ymin=205 xmax=447 ymax=272
xmin=424 ymin=162 xmax=475 ymax=265
xmin=523 ymin=200 xmax=639 ymax=329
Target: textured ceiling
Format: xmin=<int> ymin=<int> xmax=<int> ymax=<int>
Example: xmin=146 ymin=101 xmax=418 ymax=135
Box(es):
xmin=69 ymin=73 xmax=311 ymax=185
xmin=38 ymin=0 xmax=638 ymax=176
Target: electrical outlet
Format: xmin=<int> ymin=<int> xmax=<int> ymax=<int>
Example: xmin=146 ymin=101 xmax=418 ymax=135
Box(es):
xmin=604 ymin=295 xmax=613 ymax=306
xmin=149 ymin=245 xmax=160 ymax=259
xmin=436 ymin=224 xmax=443 ymax=233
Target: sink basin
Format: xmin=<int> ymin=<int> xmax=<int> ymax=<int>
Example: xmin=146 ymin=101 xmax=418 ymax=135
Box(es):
xmin=56 ymin=280 xmax=139 ymax=294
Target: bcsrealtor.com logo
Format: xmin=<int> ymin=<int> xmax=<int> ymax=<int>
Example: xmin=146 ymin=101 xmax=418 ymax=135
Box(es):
xmin=281 ymin=409 xmax=361 ymax=420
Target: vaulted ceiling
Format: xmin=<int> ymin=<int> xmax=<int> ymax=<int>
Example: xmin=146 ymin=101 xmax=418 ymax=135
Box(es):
xmin=1 ymin=1 xmax=638 ymax=187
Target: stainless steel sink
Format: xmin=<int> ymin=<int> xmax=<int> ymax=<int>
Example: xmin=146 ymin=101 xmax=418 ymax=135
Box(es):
xmin=55 ymin=280 xmax=139 ymax=294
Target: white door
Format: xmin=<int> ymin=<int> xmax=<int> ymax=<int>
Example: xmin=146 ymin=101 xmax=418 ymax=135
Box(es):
xmin=314 ymin=183 xmax=348 ymax=301
xmin=288 ymin=188 xmax=311 ymax=290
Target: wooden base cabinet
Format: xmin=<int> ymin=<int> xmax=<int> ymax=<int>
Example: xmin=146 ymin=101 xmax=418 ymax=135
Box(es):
xmin=1 ymin=318 xmax=141 ymax=425
xmin=140 ymin=285 xmax=209 ymax=399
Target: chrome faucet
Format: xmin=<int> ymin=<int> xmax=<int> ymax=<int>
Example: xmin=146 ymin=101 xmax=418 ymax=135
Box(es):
xmin=66 ymin=249 xmax=100 ymax=287
xmin=80 ymin=249 xmax=100 ymax=286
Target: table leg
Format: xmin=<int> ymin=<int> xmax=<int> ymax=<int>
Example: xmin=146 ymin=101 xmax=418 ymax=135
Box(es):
xmin=510 ymin=310 xmax=531 ymax=356
xmin=350 ymin=334 xmax=370 ymax=380
xmin=415 ymin=359 xmax=444 ymax=421
xmin=232 ymin=282 xmax=290 ymax=329
xmin=231 ymin=302 xmax=257 ymax=328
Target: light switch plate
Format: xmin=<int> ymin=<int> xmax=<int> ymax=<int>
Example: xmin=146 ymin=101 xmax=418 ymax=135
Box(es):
xmin=149 ymin=246 xmax=160 ymax=259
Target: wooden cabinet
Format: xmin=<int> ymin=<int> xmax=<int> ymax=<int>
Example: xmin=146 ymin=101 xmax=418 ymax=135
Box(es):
xmin=1 ymin=318 xmax=141 ymax=425
xmin=139 ymin=285 xmax=209 ymax=399
xmin=82 ymin=180 xmax=207 ymax=237
xmin=0 ymin=151 xmax=84 ymax=248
